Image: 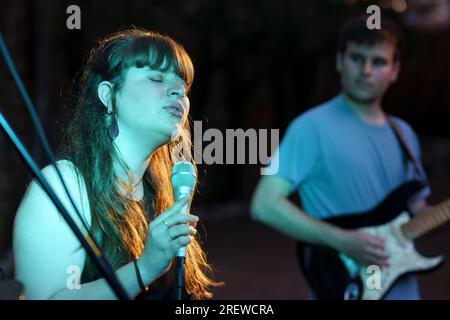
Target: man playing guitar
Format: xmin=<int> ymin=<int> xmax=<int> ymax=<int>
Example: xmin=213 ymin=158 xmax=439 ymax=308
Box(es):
xmin=251 ymin=15 xmax=430 ymax=299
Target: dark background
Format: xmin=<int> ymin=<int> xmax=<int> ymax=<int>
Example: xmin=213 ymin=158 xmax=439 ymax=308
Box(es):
xmin=1 ymin=0 xmax=449 ymax=299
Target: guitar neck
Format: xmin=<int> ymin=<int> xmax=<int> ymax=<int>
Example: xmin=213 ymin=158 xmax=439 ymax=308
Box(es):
xmin=401 ymin=198 xmax=450 ymax=240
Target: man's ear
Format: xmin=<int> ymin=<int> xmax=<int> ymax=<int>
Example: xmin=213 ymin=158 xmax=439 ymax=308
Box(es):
xmin=336 ymin=53 xmax=343 ymax=73
xmin=97 ymin=81 xmax=114 ymax=110
xmin=391 ymin=60 xmax=401 ymax=83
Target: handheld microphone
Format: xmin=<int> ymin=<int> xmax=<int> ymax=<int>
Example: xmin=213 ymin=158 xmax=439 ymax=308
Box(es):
xmin=171 ymin=161 xmax=196 ymax=257
xmin=170 ymin=161 xmax=196 ymax=299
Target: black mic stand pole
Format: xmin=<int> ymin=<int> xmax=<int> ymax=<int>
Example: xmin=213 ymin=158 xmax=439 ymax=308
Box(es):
xmin=174 ymin=256 xmax=185 ymax=300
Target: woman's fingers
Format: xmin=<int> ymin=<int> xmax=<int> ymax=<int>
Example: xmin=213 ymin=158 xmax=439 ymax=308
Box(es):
xmin=168 ymin=224 xmax=197 ymax=239
xmin=166 ymin=214 xmax=198 ymax=228
xmin=166 ymin=225 xmax=196 ymax=255
xmin=171 ymin=235 xmax=192 ymax=250
xmin=146 ymin=197 xmax=200 ymax=259
xmin=162 ymin=235 xmax=193 ymax=256
xmin=188 ymin=221 xmax=197 ymax=229
xmin=150 ymin=197 xmax=189 ymax=227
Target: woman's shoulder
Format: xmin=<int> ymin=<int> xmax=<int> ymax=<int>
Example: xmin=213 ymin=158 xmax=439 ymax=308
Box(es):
xmin=15 ymin=159 xmax=92 ymax=233
xmin=13 ymin=159 xmax=92 ymax=299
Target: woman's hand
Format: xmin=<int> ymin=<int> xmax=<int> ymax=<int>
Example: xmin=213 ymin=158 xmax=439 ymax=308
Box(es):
xmin=138 ymin=197 xmax=198 ymax=280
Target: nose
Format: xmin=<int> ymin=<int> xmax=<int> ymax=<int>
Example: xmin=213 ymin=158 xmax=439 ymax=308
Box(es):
xmin=361 ymin=61 xmax=373 ymax=76
xmin=168 ymin=84 xmax=185 ymax=98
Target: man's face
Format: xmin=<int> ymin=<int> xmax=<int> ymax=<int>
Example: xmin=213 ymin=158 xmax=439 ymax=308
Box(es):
xmin=337 ymin=41 xmax=400 ymax=104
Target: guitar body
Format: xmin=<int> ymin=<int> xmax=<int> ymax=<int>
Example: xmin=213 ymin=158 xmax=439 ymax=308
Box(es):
xmin=297 ymin=180 xmax=445 ymax=300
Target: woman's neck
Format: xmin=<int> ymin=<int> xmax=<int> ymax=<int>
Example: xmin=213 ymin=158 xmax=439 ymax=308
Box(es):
xmin=112 ymin=127 xmax=160 ymax=200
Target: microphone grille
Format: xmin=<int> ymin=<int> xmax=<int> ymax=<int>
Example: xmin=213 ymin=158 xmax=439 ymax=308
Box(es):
xmin=171 ymin=161 xmax=196 ymax=189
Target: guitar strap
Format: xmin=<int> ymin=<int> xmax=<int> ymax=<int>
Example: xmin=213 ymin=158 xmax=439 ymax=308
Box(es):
xmin=387 ymin=115 xmax=425 ymax=181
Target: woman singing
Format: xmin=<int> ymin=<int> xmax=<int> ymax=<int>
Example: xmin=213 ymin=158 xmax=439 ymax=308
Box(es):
xmin=13 ymin=28 xmax=218 ymax=299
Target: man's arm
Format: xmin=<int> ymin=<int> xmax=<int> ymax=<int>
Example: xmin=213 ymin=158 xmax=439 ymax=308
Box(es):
xmin=250 ymin=175 xmax=345 ymax=249
xmin=250 ymin=175 xmax=390 ymax=267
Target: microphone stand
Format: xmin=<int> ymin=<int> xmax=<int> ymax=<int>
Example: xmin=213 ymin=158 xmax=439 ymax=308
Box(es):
xmin=0 ymin=31 xmax=130 ymax=300
xmin=174 ymin=256 xmax=185 ymax=300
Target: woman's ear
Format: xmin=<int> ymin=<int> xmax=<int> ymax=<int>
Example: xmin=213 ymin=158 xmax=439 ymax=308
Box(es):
xmin=97 ymin=81 xmax=114 ymax=111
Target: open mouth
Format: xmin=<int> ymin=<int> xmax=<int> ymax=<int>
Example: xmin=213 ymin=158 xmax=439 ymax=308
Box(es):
xmin=164 ymin=104 xmax=184 ymax=118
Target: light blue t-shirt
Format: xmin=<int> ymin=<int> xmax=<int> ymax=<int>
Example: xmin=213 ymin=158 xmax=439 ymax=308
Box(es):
xmin=276 ymin=94 xmax=429 ymax=218
xmin=275 ymin=94 xmax=430 ymax=299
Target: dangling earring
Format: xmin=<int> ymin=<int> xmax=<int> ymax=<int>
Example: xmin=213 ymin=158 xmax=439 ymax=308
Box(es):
xmin=107 ymin=107 xmax=119 ymax=140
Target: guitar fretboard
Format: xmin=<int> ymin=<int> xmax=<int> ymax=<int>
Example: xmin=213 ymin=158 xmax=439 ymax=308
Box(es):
xmin=401 ymin=198 xmax=450 ymax=240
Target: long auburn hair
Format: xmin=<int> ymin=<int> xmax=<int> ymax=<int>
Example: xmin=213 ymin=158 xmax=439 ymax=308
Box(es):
xmin=61 ymin=28 xmax=219 ymax=299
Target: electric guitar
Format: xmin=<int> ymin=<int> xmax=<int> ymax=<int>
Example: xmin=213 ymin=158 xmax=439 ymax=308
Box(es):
xmin=297 ymin=180 xmax=449 ymax=300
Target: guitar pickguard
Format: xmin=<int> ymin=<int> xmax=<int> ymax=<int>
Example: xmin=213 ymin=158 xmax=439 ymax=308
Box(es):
xmin=340 ymin=212 xmax=444 ymax=300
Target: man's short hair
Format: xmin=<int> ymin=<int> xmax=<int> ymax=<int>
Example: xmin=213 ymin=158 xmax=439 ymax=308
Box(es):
xmin=338 ymin=15 xmax=404 ymax=61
